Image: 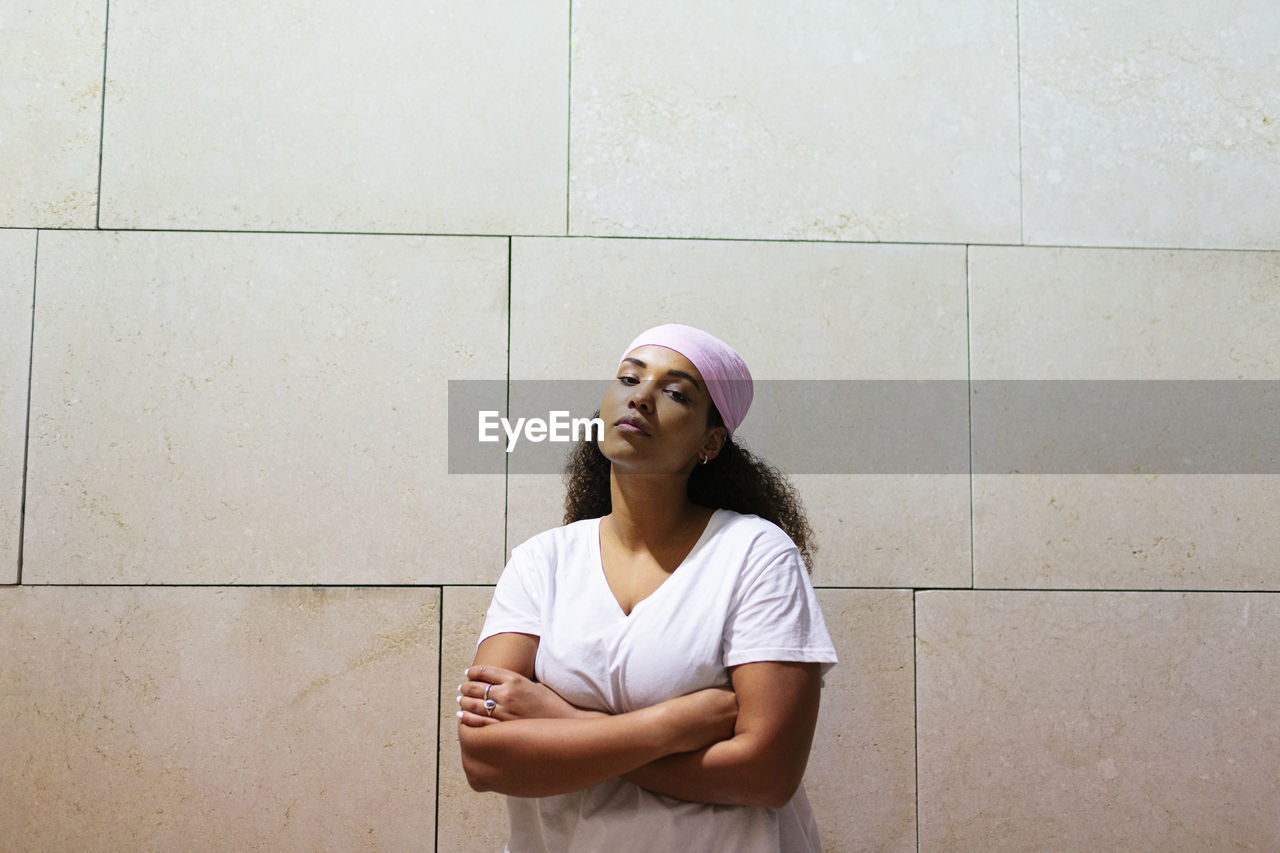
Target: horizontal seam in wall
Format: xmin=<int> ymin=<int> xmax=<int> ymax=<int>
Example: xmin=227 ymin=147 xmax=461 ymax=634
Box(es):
xmin=7 ymin=584 xmax=1277 ymax=594
xmin=5 ymin=225 xmax=1275 ymax=253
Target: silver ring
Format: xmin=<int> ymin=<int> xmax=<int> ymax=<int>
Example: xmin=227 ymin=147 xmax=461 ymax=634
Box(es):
xmin=483 ymin=698 xmax=497 ymax=715
xmin=484 ymin=683 xmax=492 ymax=701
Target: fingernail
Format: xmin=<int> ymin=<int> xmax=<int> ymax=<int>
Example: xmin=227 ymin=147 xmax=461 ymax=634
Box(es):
xmin=456 ymin=711 xmax=463 ymax=719
xmin=455 ymin=695 xmax=462 ymax=705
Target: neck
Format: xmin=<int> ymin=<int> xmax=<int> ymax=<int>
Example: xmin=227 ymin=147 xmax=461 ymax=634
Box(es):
xmin=605 ymin=469 xmax=704 ymax=551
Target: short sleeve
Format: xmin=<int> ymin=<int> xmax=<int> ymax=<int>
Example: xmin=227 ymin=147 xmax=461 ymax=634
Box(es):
xmin=478 ymin=545 xmax=545 ymax=645
xmin=722 ymin=541 xmax=837 ymax=675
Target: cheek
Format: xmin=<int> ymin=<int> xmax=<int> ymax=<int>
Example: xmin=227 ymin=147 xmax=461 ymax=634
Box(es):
xmin=599 ymin=383 xmax=623 ymax=414
xmin=670 ymin=399 xmax=712 ymax=430
xmin=662 ymin=406 xmax=710 ymax=447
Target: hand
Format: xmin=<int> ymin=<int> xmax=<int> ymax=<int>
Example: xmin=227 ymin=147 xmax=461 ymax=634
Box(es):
xmin=656 ymin=687 xmax=738 ymax=755
xmin=458 ymin=665 xmax=592 ymax=728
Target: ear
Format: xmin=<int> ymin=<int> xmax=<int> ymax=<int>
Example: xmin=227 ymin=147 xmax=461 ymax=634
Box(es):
xmin=700 ymin=426 xmax=728 ymax=462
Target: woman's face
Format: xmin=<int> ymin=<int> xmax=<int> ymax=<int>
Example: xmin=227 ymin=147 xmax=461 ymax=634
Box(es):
xmin=597 ymin=345 xmax=725 ymax=475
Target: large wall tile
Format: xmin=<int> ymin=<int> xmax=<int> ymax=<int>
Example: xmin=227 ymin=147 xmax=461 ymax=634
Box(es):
xmin=974 ymin=475 xmax=1280 ymax=590
xmin=0 ymin=2 xmax=105 ymax=227
xmin=570 ymin=2 xmax=1019 ymax=243
xmin=99 ymin=1 xmax=567 ymax=233
xmin=970 ymin=247 xmax=1280 ymax=589
xmin=511 ymin=239 xmax=968 ymax=380
xmin=970 ymin=247 xmax=1280 ymax=380
xmin=506 ymin=474 xmax=566 ymax=557
xmin=26 ymin=231 xmax=506 ymax=584
xmin=917 ymin=591 xmax=1280 ymax=851
xmin=796 ymin=475 xmax=971 ymax=589
xmin=0 ymin=586 xmax=440 ymax=851
xmin=1021 ymin=0 xmax=1280 ymax=249
xmin=436 ymin=587 xmax=916 ymax=853
xmin=506 ymin=237 xmax=971 ymax=587
xmin=808 ymin=589 xmax=917 ymax=853
xmin=438 ymin=586 xmax=512 ymax=852
xmin=0 ymin=230 xmax=37 ymax=583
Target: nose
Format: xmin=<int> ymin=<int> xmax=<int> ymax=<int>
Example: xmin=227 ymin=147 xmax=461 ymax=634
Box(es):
xmin=626 ymin=382 xmax=655 ymax=413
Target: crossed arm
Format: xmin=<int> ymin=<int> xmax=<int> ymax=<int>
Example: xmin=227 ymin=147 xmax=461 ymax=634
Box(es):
xmin=456 ymin=632 xmax=822 ymax=809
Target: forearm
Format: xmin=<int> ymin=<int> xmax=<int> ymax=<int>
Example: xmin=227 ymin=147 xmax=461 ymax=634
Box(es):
xmin=622 ymin=734 xmax=804 ymax=809
xmin=460 ymin=702 xmax=700 ymax=798
xmin=625 ymin=662 xmax=824 ymax=809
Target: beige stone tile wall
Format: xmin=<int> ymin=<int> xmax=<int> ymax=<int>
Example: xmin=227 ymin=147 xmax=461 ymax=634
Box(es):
xmin=98 ymin=1 xmax=569 ymax=233
xmin=0 ymin=586 xmax=440 ymax=850
xmin=917 ymin=591 xmax=1280 ymax=851
xmin=2 ymin=2 xmax=1277 ymax=850
xmin=438 ymin=586 xmax=512 ymax=852
xmin=0 ymin=2 xmax=106 ymax=227
xmin=570 ymin=1 xmax=1020 ymax=243
xmin=1021 ymin=1 xmax=1280 ymax=250
xmin=0 ymin=230 xmax=37 ymax=583
xmin=24 ymin=231 xmax=507 ymax=585
xmin=970 ymin=247 xmax=1280 ymax=590
xmin=806 ymin=589 xmax=918 ymax=853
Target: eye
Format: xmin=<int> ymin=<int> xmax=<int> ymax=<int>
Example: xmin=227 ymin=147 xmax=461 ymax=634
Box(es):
xmin=666 ymin=388 xmax=690 ymax=404
xmin=617 ymin=374 xmax=639 ymax=386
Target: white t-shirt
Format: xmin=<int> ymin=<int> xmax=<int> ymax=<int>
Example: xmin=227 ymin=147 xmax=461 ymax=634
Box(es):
xmin=479 ymin=508 xmax=838 ymax=853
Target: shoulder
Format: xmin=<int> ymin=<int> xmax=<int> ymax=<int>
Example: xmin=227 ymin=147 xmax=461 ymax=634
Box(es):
xmin=707 ymin=509 xmax=799 ymax=554
xmin=702 ymin=510 xmax=804 ymax=577
xmin=510 ymin=516 xmax=601 ymax=561
xmin=495 ymin=517 xmax=601 ymax=595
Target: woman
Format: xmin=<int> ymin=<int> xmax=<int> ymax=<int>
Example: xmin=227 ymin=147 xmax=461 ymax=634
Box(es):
xmin=457 ymin=324 xmax=837 ymax=852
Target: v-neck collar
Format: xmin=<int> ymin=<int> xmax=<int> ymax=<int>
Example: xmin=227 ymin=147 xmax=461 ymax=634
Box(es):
xmin=593 ymin=509 xmax=723 ymax=619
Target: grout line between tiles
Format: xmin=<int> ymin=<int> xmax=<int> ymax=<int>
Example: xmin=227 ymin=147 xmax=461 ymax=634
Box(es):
xmin=95 ymin=0 xmax=110 ymax=230
xmin=956 ymin=587 xmax=1280 ymax=595
xmin=10 ymin=583 xmax=1275 ymax=594
xmin=912 ymin=590 xmax=920 ymax=853
xmin=965 ymin=246 xmax=975 ymax=589
xmin=1015 ymin=0 xmax=1024 ymax=245
xmin=0 ymin=226 xmax=1274 ymax=255
xmin=819 ymin=586 xmax=1280 ymax=594
xmin=433 ymin=587 xmax=444 ymax=853
xmin=504 ymin=237 xmax=512 ymax=560
xmin=565 ymin=0 xmax=573 ymax=237
xmin=15 ymin=231 xmax=39 ymax=584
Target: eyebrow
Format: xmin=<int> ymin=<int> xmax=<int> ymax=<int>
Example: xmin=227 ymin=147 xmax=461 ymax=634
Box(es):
xmin=620 ymin=357 xmax=703 ymax=391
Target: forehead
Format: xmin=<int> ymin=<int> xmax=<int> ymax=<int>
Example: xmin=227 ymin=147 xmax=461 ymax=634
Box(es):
xmin=619 ymin=345 xmax=704 ymax=383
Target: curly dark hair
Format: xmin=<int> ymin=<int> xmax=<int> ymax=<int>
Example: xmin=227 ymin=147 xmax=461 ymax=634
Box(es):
xmin=563 ymin=410 xmax=816 ymax=571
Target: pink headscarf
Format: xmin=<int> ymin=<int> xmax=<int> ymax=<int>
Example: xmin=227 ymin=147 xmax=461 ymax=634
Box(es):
xmin=620 ymin=323 xmax=754 ymax=434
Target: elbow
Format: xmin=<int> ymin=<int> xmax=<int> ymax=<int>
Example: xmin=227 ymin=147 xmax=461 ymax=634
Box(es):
xmin=751 ymin=777 xmax=802 ymax=811
xmin=755 ymin=792 xmax=793 ymax=811
xmin=740 ymin=759 xmax=805 ymax=810
xmin=461 ymin=757 xmax=495 ymax=793
xmin=458 ymin=726 xmax=498 ymax=793
xmin=712 ymin=737 xmax=809 ymax=808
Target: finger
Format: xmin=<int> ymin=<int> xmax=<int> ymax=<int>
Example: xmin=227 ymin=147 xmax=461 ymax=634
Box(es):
xmin=465 ymin=664 xmax=515 ymax=684
xmin=457 ymin=709 xmax=500 ymax=727
xmin=457 ymin=694 xmax=502 ymax=719
xmin=459 ymin=678 xmax=503 ymax=701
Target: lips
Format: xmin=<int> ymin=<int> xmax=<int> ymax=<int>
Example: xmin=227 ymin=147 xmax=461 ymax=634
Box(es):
xmin=614 ymin=416 xmax=650 ymax=436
